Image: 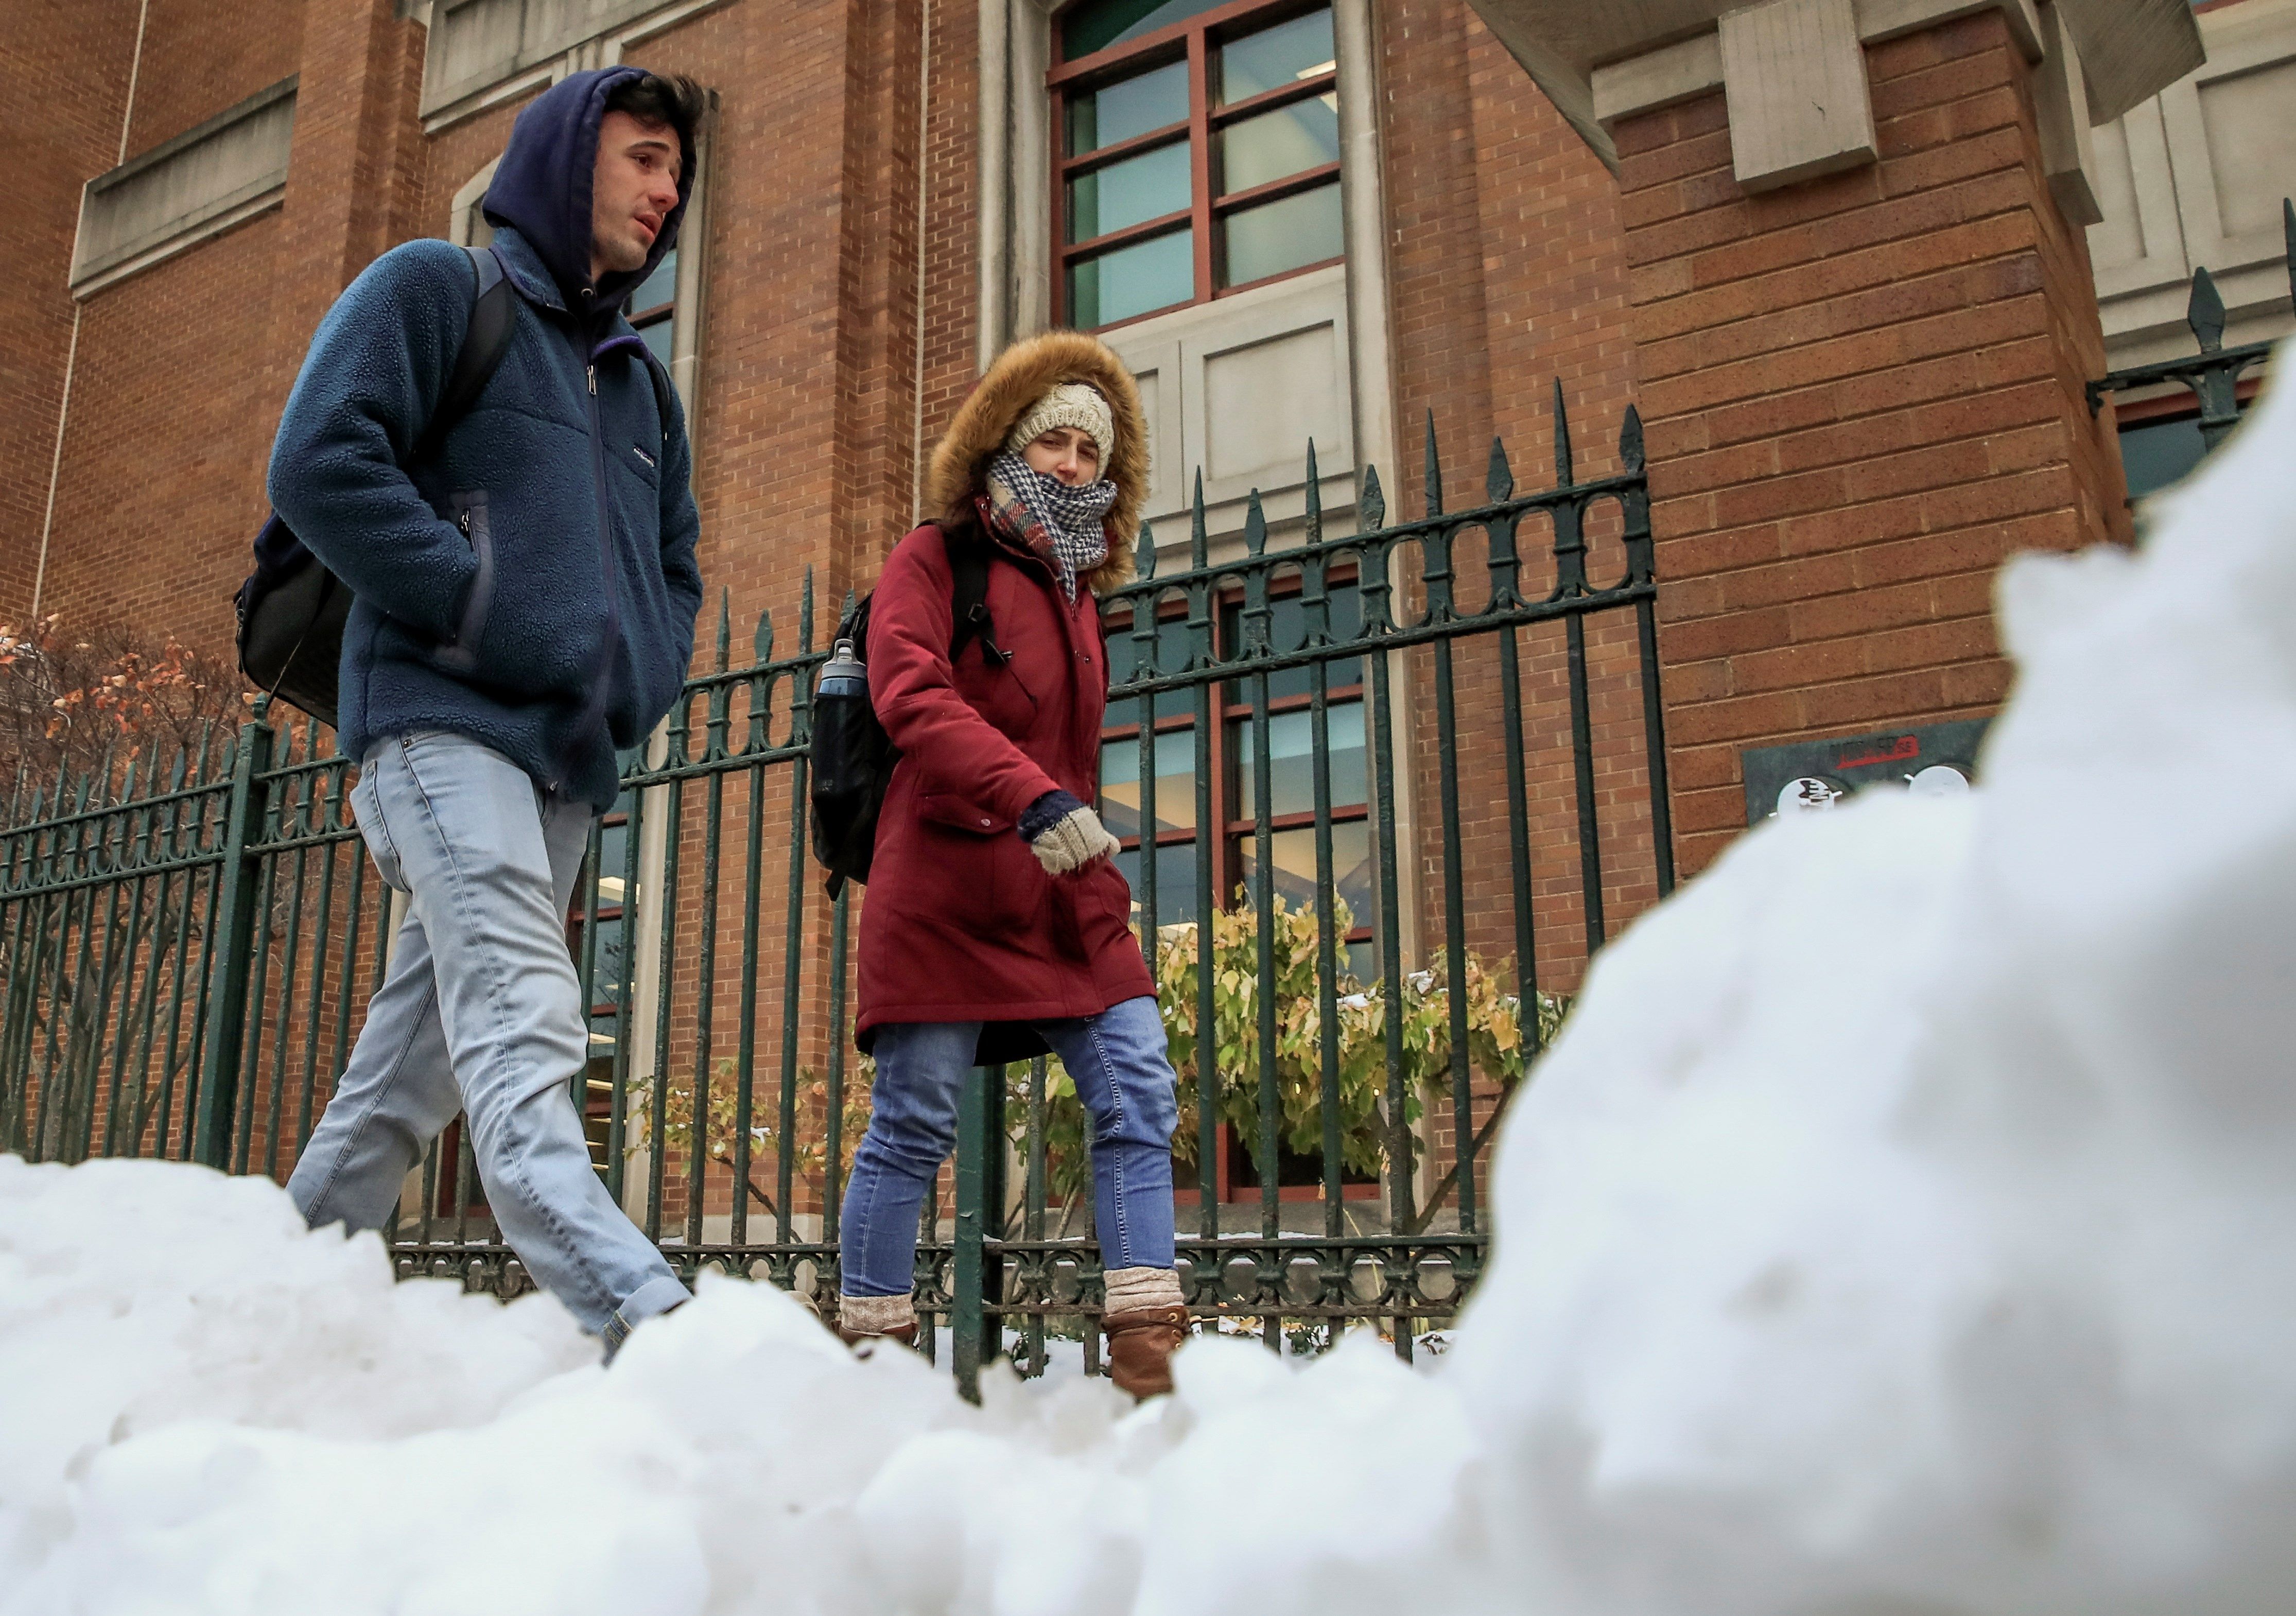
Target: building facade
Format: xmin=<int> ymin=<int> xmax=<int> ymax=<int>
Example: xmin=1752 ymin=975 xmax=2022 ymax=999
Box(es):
xmin=2 ymin=0 xmax=2289 ymax=1242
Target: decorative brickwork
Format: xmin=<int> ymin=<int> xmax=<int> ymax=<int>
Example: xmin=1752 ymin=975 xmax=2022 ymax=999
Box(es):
xmin=1616 ymin=11 xmax=2129 ymax=876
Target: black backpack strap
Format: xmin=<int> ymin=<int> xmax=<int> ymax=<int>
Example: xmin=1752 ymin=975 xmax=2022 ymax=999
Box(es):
xmin=411 ymin=245 xmax=514 ymax=465
xmin=943 ymin=517 xmax=1002 ymax=666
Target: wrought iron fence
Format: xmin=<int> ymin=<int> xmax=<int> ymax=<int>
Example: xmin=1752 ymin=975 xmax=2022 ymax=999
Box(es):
xmin=1 ymin=387 xmax=1669 ymax=1397
xmin=2089 ymin=198 xmax=2291 ymax=473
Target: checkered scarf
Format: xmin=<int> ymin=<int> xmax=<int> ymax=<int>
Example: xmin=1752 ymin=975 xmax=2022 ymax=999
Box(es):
xmin=984 ymin=451 xmax=1115 ymax=601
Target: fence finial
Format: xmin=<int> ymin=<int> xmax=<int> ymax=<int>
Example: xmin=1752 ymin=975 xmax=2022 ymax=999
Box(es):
xmin=2188 ymin=266 xmax=2226 ymax=354
xmin=2285 ymin=198 xmax=2294 ymax=305
xmin=1137 ymin=520 xmax=1156 ymax=580
xmin=1244 ymin=488 xmax=1267 ymax=556
xmin=1423 ymin=410 xmax=1442 ymax=517
xmin=1553 ymin=379 xmax=1575 ymax=488
xmin=1621 ymin=405 xmax=1646 ymax=476
xmin=716 ymin=589 xmax=732 ymax=672
xmin=1486 ymin=435 xmax=1514 ymax=503
xmin=801 ymin=566 xmax=816 ymax=652
xmin=1304 ymin=440 xmax=1323 ymax=544
xmin=1191 ymin=468 xmax=1209 ymax=570
xmin=755 ymin=605 xmax=775 ymax=665
xmin=1360 ymin=462 xmax=1385 ymax=533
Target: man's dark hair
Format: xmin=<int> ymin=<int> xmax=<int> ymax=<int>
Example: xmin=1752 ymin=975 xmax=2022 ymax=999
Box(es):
xmin=605 ymin=72 xmax=706 ymax=178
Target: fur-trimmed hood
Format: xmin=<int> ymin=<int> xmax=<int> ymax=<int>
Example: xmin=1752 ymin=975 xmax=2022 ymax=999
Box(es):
xmin=924 ymin=331 xmax=1147 ymax=596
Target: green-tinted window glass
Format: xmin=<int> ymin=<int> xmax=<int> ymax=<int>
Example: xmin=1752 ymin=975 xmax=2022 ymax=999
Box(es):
xmin=1069 ymin=228 xmax=1193 ymax=326
xmin=2118 ymin=415 xmax=2208 ymax=500
xmin=1117 ymin=840 xmax=1199 ymax=924
xmin=1230 ymin=704 xmax=1367 ymax=819
xmin=1067 ymin=60 xmax=1189 ymax=151
xmin=1070 ymin=141 xmax=1192 ymax=241
xmin=1063 ymin=0 xmax=1226 ymax=60
xmin=1223 ymin=181 xmax=1341 ymax=285
xmin=1234 ymin=820 xmax=1372 ymax=924
xmin=1219 ymin=97 xmax=1338 ymax=193
xmin=1100 ymin=728 xmax=1201 ymax=838
xmin=1218 ymin=9 xmax=1334 ymax=101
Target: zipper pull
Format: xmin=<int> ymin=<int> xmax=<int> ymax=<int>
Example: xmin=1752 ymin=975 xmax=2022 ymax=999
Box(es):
xmin=457 ymin=509 xmax=473 ymax=535
xmin=587 ymin=364 xmax=597 ymax=396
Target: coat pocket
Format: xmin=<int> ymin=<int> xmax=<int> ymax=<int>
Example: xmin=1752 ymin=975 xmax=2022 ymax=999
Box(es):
xmin=918 ymin=791 xmax=1013 ymax=836
xmin=436 ymin=490 xmax=495 ymax=674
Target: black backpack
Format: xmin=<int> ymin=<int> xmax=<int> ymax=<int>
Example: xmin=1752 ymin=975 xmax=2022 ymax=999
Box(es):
xmin=235 ymin=245 xmax=514 ymax=729
xmin=809 ymin=517 xmax=1000 ymax=897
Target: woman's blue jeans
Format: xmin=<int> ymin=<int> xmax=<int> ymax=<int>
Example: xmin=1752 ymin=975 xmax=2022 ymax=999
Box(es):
xmin=840 ymin=995 xmax=1179 ymax=1296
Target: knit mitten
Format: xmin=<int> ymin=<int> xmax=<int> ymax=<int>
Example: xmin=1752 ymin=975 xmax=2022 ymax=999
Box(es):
xmin=1019 ymin=789 xmax=1119 ymax=875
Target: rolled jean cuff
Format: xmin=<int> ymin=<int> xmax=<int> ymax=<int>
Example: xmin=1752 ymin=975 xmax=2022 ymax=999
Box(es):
xmin=615 ymin=1273 xmax=693 ymax=1333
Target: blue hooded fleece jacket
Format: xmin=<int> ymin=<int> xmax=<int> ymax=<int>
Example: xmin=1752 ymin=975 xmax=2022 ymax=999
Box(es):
xmin=267 ymin=67 xmax=703 ymax=810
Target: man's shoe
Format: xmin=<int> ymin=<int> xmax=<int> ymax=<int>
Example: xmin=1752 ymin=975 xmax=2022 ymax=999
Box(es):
xmin=1102 ymin=1304 xmax=1189 ymax=1399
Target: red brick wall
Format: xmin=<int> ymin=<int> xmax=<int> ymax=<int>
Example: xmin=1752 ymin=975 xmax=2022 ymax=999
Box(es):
xmin=0 ymin=1 xmax=141 ymax=620
xmin=1616 ymin=11 xmax=2127 ymax=877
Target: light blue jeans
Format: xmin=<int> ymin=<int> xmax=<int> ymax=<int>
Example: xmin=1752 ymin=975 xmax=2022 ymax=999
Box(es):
xmin=286 ymin=731 xmax=688 ymax=1347
xmin=840 ymin=996 xmax=1179 ymax=1297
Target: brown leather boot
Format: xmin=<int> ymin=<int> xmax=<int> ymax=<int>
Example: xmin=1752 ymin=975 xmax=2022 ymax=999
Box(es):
xmin=1102 ymin=1304 xmax=1189 ymax=1399
xmin=835 ymin=1319 xmax=919 ymax=1352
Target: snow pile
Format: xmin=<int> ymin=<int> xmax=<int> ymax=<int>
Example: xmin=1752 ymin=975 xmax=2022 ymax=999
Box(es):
xmin=5 ymin=377 xmax=2295 ymax=1613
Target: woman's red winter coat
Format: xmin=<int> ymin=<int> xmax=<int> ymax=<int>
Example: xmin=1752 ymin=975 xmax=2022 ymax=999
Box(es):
xmin=854 ymin=512 xmax=1155 ymax=1059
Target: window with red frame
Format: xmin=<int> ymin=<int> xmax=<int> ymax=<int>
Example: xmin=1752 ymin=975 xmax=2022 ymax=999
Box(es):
xmin=1052 ymin=0 xmax=1343 ymax=330
xmin=1099 ymin=577 xmax=1380 ymax=1198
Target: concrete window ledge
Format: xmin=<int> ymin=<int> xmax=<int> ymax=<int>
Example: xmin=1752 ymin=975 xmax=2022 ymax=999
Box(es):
xmin=419 ymin=0 xmax=734 ymax=133
xmin=69 ymin=77 xmax=297 ymax=301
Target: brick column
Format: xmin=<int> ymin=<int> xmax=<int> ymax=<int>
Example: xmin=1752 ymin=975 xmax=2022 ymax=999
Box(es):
xmin=1613 ymin=9 xmax=2131 ymax=875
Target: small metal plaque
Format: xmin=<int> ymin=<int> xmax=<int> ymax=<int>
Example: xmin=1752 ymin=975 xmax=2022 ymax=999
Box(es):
xmin=1742 ymin=718 xmax=1990 ymax=827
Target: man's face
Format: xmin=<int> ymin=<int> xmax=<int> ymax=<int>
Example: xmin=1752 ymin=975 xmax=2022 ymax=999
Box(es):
xmin=589 ymin=110 xmax=681 ymax=283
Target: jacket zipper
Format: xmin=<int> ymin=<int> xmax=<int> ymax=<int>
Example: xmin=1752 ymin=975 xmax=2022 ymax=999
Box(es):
xmin=568 ymin=346 xmax=621 ymax=795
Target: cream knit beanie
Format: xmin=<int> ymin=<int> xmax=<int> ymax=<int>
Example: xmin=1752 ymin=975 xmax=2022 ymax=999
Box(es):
xmin=1004 ymin=382 xmax=1116 ymax=464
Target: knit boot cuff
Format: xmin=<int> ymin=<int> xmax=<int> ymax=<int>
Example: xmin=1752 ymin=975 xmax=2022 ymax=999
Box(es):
xmin=1102 ymin=1265 xmax=1184 ymax=1314
xmin=839 ymin=1292 xmax=917 ymax=1335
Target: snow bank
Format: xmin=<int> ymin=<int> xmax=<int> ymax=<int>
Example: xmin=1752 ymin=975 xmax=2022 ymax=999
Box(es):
xmin=5 ymin=377 xmax=2294 ymax=1613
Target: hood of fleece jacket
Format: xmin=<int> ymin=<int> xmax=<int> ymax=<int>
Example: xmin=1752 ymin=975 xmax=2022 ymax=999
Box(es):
xmin=481 ymin=66 xmax=690 ymax=309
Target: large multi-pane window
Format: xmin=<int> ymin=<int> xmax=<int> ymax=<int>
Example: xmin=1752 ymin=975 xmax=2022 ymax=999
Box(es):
xmin=1101 ymin=581 xmax=1377 ymax=1197
xmin=1053 ymin=0 xmax=1343 ymax=329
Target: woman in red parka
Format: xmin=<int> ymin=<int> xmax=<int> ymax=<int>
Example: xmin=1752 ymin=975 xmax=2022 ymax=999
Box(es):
xmin=838 ymin=332 xmax=1187 ymax=1398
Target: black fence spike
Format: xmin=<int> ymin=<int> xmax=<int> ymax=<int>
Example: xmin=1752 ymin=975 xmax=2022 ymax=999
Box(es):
xmin=1486 ymin=435 xmax=1514 ymax=503
xmin=1552 ymin=378 xmax=1575 ymax=488
xmin=2188 ymin=265 xmax=2225 ymax=354
xmin=801 ymin=565 xmax=816 ymax=652
xmin=1621 ymin=405 xmax=1646 ymax=475
xmin=168 ymin=748 xmax=188 ymax=791
xmin=755 ymin=605 xmax=775 ymax=665
xmin=2285 ymin=198 xmax=2294 ymax=306
xmin=1303 ymin=440 xmax=1323 ymax=543
xmin=1190 ymin=468 xmax=1209 ymax=570
xmin=1244 ymin=488 xmax=1267 ymax=555
xmin=1137 ymin=520 xmax=1157 ymax=579
xmin=1423 ymin=409 xmax=1443 ymax=517
xmin=716 ymin=588 xmax=732 ymax=671
xmin=1360 ymin=463 xmax=1386 ymax=533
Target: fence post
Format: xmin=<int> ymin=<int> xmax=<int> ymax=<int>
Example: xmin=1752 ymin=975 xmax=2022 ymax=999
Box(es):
xmin=191 ymin=713 xmax=274 ymax=1171
xmin=951 ymin=1061 xmax=1006 ymax=1401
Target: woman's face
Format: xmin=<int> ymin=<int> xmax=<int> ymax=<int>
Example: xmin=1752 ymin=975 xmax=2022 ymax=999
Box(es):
xmin=1022 ymin=426 xmax=1102 ymax=486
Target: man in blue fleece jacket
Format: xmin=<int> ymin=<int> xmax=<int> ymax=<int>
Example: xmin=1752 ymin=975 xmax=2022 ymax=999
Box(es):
xmin=276 ymin=67 xmax=706 ymax=1356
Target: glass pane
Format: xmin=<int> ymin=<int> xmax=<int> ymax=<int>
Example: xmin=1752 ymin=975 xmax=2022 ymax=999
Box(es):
xmin=639 ymin=317 xmax=674 ymax=369
xmin=1069 ymin=227 xmax=1193 ymax=326
xmin=588 ymin=917 xmax=628 ymax=1013
xmin=1107 ymin=615 xmax=1199 ymax=720
xmin=1222 ymin=584 xmax=1364 ymax=701
xmin=1219 ymin=9 xmax=1334 ymax=102
xmin=594 ymin=822 xmax=632 ymax=899
xmin=1230 ymin=702 xmax=1367 ymax=818
xmin=629 ymin=248 xmax=677 ymax=314
xmin=1219 ymin=97 xmax=1338 ymax=194
xmin=2118 ymin=415 xmax=2208 ymax=500
xmin=1234 ymin=820 xmax=1372 ymax=929
xmin=1064 ymin=0 xmax=1224 ymax=60
xmin=1067 ymin=60 xmax=1189 ymax=151
xmin=1069 ymin=140 xmax=1191 ymax=241
xmin=1101 ymin=728 xmax=1200 ymax=837
xmin=1117 ymin=840 xmax=1199 ymax=925
xmin=1222 ymin=181 xmax=1342 ymax=286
